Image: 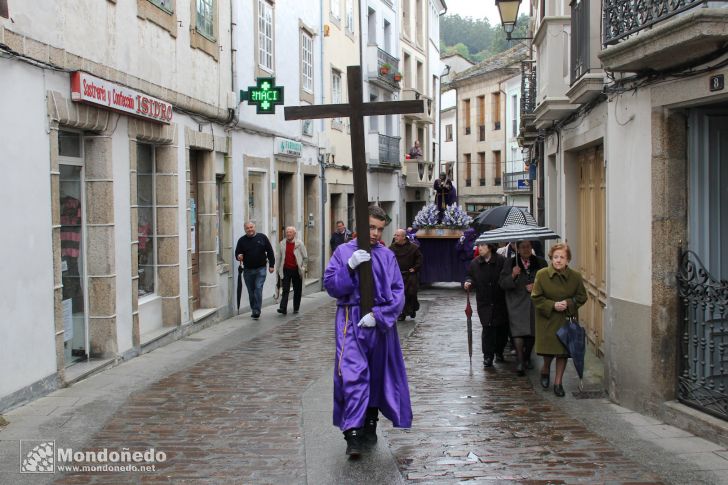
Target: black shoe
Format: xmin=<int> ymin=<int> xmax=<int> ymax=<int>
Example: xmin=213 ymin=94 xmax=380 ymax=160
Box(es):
xmin=554 ymin=384 xmax=565 ymax=397
xmin=540 ymin=374 xmax=550 ymax=389
xmin=410 ymin=311 xmax=416 ymax=319
xmin=277 ymin=308 xmax=287 ymax=315
xmin=293 ymin=309 xmax=299 ymax=314
xmin=516 ymin=362 xmax=525 ymax=376
xmin=344 ymin=428 xmax=364 ymax=457
xmin=251 ymin=312 xmax=260 ymax=320
xmin=483 ymin=357 xmax=494 ymax=368
xmin=363 ymin=408 xmax=378 ymax=445
xmin=495 ymin=353 xmax=505 ymax=363
xmin=397 ymin=314 xmax=406 ymax=321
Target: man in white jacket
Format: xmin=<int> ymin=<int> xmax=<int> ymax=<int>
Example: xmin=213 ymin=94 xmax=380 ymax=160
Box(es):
xmin=276 ymin=226 xmax=308 ymax=315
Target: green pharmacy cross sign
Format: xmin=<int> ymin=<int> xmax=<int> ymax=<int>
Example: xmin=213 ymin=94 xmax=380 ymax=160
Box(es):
xmin=240 ymin=77 xmax=284 ymax=114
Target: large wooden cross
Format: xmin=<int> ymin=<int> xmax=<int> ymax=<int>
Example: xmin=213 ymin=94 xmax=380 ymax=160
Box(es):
xmin=285 ymin=65 xmax=425 ymax=315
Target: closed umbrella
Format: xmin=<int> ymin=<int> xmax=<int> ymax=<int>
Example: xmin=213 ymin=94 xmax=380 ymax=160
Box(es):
xmin=475 ymin=223 xmax=560 ymax=245
xmin=556 ymin=317 xmax=586 ymax=390
xmin=473 ymin=206 xmax=537 ymax=232
xmin=465 ymin=289 xmax=473 ymax=363
xmin=236 ymin=262 xmax=244 ymax=314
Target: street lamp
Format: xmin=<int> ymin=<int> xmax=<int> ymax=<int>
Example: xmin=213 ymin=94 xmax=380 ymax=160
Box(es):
xmin=496 ymin=0 xmax=532 ymax=41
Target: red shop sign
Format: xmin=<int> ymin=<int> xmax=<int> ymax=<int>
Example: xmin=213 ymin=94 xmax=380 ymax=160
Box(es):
xmin=70 ymin=71 xmax=173 ymax=124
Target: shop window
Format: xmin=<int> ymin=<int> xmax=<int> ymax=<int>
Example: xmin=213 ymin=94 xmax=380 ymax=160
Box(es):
xmin=137 ymin=144 xmax=157 ymax=297
xmin=195 ymin=0 xmax=215 ymax=40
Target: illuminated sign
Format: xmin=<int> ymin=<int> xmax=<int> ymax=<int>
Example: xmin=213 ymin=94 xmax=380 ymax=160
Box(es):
xmin=240 ymin=77 xmax=284 ymax=114
xmin=274 ymin=137 xmax=302 ymax=157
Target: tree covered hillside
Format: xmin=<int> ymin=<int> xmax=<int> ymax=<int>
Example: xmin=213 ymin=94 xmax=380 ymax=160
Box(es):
xmin=440 ymin=14 xmax=531 ymax=63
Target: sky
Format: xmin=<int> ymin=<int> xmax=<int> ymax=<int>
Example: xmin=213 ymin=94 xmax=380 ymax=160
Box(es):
xmin=444 ymin=0 xmax=502 ymax=25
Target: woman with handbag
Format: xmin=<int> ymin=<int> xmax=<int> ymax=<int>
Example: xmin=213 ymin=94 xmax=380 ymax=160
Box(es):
xmin=531 ymin=243 xmax=587 ymax=397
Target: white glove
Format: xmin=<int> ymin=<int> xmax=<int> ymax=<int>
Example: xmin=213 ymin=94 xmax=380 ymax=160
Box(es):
xmin=357 ymin=312 xmax=376 ymax=328
xmin=348 ymin=249 xmax=371 ymax=269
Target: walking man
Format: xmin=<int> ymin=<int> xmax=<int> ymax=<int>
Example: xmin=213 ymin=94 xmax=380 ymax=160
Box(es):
xmin=275 ymin=226 xmax=307 ymax=315
xmin=323 ymin=205 xmax=411 ymax=458
xmin=463 ymin=242 xmax=508 ymax=367
xmin=389 ymin=228 xmax=422 ymax=321
xmin=235 ymin=221 xmax=275 ymax=320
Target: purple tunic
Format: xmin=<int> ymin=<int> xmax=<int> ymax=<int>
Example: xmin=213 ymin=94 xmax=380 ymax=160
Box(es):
xmin=324 ymin=239 xmax=412 ymax=431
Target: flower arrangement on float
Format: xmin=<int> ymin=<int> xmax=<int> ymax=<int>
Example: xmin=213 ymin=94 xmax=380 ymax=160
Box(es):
xmin=412 ymin=203 xmax=473 ymax=232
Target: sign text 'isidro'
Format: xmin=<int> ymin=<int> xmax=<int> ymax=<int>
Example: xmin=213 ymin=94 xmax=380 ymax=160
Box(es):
xmin=240 ymin=77 xmax=284 ymax=114
xmin=70 ymin=72 xmax=173 ymax=124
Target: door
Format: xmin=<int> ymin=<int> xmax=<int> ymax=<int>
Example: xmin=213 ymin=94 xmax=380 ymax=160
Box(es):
xmin=577 ymin=145 xmax=606 ymax=356
xmin=190 ymin=153 xmax=200 ymax=312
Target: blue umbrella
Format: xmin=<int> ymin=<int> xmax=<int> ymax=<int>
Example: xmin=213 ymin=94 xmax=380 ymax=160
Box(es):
xmin=556 ymin=317 xmax=586 ymax=389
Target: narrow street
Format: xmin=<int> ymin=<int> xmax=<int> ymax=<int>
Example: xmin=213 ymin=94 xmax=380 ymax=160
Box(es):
xmin=1 ymin=287 xmax=726 ymax=484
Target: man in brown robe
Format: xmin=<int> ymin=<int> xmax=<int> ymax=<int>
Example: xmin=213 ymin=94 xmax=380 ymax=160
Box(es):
xmin=390 ymin=229 xmax=423 ymax=321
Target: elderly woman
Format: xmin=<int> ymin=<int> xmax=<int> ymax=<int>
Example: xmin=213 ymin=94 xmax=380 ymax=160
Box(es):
xmin=530 ymin=243 xmax=587 ymax=397
xmin=499 ymin=240 xmax=548 ymax=376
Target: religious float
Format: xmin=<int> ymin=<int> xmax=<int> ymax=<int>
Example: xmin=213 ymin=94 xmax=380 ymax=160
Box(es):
xmin=413 ymin=203 xmax=473 ymax=284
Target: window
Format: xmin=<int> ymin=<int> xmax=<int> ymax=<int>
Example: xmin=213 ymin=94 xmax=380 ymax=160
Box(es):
xmin=330 ymin=0 xmax=340 ymax=20
xmin=196 ymin=0 xmax=214 ymax=40
xmin=494 ymin=150 xmax=502 ymax=186
xmin=332 ymin=69 xmax=343 ymax=129
xmin=149 ymin=0 xmax=173 ymax=14
xmin=465 ymin=153 xmax=471 ymax=186
xmin=479 ymin=152 xmax=486 ymax=186
xmin=137 ymin=144 xmax=157 ymax=297
xmin=0 ymin=0 xmax=8 ymax=18
xmin=464 ymin=99 xmax=471 ymax=135
xmin=477 ymin=95 xmax=485 ymax=141
xmin=445 ymin=124 xmax=453 ymax=142
xmin=258 ymin=0 xmax=273 ymax=72
xmin=301 ymin=30 xmax=314 ymax=94
xmin=492 ymin=92 xmax=501 ymax=130
xmin=345 ymin=0 xmax=354 ymax=33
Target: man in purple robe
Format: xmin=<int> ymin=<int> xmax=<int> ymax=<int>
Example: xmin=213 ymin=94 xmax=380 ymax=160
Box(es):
xmin=324 ymin=205 xmax=411 ymax=458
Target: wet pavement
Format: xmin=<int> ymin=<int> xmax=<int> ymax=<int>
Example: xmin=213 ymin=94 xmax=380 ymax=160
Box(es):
xmin=2 ymin=286 xmax=727 ymax=484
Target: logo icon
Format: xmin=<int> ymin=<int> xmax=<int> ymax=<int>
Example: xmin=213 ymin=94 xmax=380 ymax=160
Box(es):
xmin=20 ymin=440 xmax=55 ymax=473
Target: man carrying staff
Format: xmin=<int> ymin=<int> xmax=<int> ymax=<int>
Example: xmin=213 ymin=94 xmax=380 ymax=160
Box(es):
xmin=390 ymin=228 xmax=422 ymax=321
xmin=323 ymin=205 xmax=411 ymax=458
xmin=433 ymin=172 xmax=456 ymax=222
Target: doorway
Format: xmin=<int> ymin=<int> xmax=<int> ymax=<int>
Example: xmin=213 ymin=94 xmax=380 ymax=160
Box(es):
xmin=278 ymin=172 xmax=294 ymax=236
xmin=190 ymin=152 xmax=201 ymax=312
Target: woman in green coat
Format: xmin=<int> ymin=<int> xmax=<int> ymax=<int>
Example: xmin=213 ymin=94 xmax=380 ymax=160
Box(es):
xmin=531 ymin=243 xmax=587 ymax=397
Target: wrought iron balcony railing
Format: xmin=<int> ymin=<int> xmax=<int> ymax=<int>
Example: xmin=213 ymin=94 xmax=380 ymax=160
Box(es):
xmin=376 ymin=48 xmax=400 ymax=87
xmin=571 ymin=0 xmax=590 ymax=84
xmin=520 ymin=61 xmax=536 ymax=116
xmin=603 ymin=0 xmax=708 ymax=46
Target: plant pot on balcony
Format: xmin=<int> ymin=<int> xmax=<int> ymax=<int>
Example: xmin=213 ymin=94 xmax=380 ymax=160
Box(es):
xmin=379 ymin=64 xmax=391 ymax=75
xmin=393 ymin=72 xmax=402 ymax=82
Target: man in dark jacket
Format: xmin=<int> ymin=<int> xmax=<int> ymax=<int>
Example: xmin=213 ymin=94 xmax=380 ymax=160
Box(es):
xmin=463 ymin=242 xmax=508 ymax=367
xmin=390 ymin=229 xmax=423 ymax=321
xmin=235 ymin=221 xmax=275 ymax=319
xmin=330 ymin=220 xmax=352 ymax=254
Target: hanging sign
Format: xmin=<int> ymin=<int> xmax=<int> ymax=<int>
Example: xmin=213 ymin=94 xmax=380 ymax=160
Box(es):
xmin=70 ymin=71 xmax=173 ymax=123
xmin=240 ymin=77 xmax=284 ymax=114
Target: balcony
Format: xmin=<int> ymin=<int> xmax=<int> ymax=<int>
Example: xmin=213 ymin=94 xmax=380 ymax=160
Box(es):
xmin=566 ymin=0 xmax=605 ymax=105
xmin=518 ymin=61 xmax=538 ymax=146
xmin=400 ymin=89 xmax=434 ymax=124
xmin=600 ymin=2 xmax=728 ymax=72
xmin=503 ymin=171 xmax=533 ymax=194
xmin=404 ymin=159 xmax=435 ymax=188
xmin=367 ymin=133 xmax=401 ymax=170
xmin=533 ymin=15 xmax=579 ymax=129
xmin=367 ymin=45 xmax=401 ymax=91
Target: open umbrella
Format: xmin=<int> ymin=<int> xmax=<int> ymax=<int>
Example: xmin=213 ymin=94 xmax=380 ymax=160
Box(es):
xmin=475 ymin=223 xmax=560 ymax=245
xmin=464 ymin=289 xmax=473 ymax=363
xmin=236 ymin=262 xmax=244 ymax=314
xmin=473 ymin=206 xmax=537 ymax=232
xmin=556 ymin=317 xmax=586 ymax=390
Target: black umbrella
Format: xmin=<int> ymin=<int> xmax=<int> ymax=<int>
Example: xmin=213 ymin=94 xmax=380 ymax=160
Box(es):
xmin=475 ymin=223 xmax=560 ymax=245
xmin=473 ymin=206 xmax=537 ymax=232
xmin=236 ymin=262 xmax=243 ymax=314
xmin=556 ymin=317 xmax=586 ymax=390
xmin=464 ymin=289 xmax=473 ymax=363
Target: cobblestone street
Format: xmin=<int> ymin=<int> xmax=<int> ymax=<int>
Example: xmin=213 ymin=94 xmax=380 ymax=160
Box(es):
xmin=2 ymin=288 xmax=726 ymax=484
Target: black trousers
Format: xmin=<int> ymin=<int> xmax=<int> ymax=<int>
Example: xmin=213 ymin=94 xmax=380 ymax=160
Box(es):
xmin=482 ymin=324 xmax=508 ymax=359
xmin=279 ymin=268 xmax=302 ymax=312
